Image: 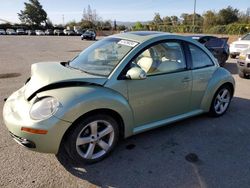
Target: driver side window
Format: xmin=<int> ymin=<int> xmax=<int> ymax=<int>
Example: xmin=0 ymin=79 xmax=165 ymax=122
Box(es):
xmin=134 ymin=41 xmax=186 ymax=75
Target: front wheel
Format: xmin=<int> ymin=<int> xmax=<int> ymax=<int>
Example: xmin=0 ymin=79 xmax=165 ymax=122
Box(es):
xmin=209 ymin=85 xmax=232 ymax=117
xmin=60 ymin=114 xmax=119 ymax=164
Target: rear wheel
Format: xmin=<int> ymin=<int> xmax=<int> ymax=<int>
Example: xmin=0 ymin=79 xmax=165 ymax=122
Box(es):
xmin=209 ymin=85 xmax=232 ymax=117
xmin=60 ymin=114 xmax=119 ymax=164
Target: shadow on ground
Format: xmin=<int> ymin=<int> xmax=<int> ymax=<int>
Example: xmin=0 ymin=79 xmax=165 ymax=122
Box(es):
xmin=223 ymin=61 xmax=238 ymax=75
xmin=57 ymin=97 xmax=250 ymax=188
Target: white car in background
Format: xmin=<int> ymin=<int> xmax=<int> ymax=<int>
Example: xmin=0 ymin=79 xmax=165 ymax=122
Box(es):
xmin=237 ymin=49 xmax=250 ymax=78
xmin=35 ymin=30 xmax=45 ymax=36
xmin=230 ymin=33 xmax=250 ymax=58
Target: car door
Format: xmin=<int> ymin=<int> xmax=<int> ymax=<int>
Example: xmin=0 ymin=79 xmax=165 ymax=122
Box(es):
xmin=126 ymin=41 xmax=192 ymax=128
xmin=187 ymin=43 xmax=217 ymax=111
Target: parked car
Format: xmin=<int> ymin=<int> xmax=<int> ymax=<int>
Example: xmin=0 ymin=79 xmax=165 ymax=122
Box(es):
xmin=230 ymin=33 xmax=250 ymax=58
xmin=54 ymin=29 xmax=64 ymax=36
xmin=35 ymin=30 xmax=45 ymax=36
xmin=0 ymin=29 xmax=6 ymax=35
xmin=63 ymin=29 xmax=75 ymax=36
xmin=81 ymin=30 xmax=96 ymax=40
xmin=74 ymin=29 xmax=84 ymax=36
xmin=45 ymin=29 xmax=53 ymax=35
xmin=26 ymin=30 xmax=35 ymax=35
xmin=237 ymin=49 xmax=250 ymax=78
xmin=189 ymin=35 xmax=229 ymax=66
xmin=3 ymin=31 xmax=235 ymax=164
xmin=16 ymin=28 xmax=26 ymax=35
xmin=6 ymin=28 xmax=16 ymax=35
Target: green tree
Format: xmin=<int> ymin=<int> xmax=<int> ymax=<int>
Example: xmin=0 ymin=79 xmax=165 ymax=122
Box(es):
xmin=171 ymin=16 xmax=179 ymax=26
xmin=153 ymin=13 xmax=163 ymax=25
xmin=18 ymin=0 xmax=47 ymax=26
xmin=163 ymin=16 xmax=172 ymax=25
xmin=217 ymin=6 xmax=239 ymax=25
xmin=203 ymin=10 xmax=217 ymax=28
xmin=134 ymin=22 xmax=144 ymax=30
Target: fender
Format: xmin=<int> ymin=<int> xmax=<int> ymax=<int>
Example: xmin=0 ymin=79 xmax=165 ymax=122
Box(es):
xmin=200 ymin=67 xmax=235 ymax=112
xmin=36 ymin=85 xmax=134 ymax=137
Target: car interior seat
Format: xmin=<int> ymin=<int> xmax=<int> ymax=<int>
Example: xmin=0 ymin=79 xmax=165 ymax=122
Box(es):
xmin=137 ymin=49 xmax=155 ymax=73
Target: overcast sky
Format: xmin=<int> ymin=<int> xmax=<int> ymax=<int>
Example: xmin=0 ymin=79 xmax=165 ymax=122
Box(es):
xmin=0 ymin=0 xmax=249 ymax=24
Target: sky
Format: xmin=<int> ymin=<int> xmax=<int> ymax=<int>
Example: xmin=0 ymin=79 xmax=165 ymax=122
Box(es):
xmin=0 ymin=0 xmax=249 ymax=24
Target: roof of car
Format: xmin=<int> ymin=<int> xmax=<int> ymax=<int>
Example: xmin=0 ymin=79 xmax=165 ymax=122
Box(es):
xmin=112 ymin=31 xmax=172 ymax=43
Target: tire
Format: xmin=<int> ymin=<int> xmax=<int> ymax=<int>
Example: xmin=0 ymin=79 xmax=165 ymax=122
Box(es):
xmin=239 ymin=70 xmax=247 ymax=78
xmin=59 ymin=114 xmax=119 ymax=164
xmin=230 ymin=54 xmax=237 ymax=59
xmin=209 ymin=85 xmax=232 ymax=117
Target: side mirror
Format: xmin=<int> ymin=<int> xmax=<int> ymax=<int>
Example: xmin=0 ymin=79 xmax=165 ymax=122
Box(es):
xmin=126 ymin=67 xmax=147 ymax=80
xmin=238 ymin=37 xmax=242 ymax=41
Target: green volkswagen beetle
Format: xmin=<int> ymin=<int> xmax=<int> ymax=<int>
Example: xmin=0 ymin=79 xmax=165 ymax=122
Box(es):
xmin=3 ymin=31 xmax=235 ymax=163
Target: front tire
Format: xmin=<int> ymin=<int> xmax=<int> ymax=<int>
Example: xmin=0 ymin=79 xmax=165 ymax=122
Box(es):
xmin=60 ymin=114 xmax=119 ymax=164
xmin=209 ymin=85 xmax=232 ymax=117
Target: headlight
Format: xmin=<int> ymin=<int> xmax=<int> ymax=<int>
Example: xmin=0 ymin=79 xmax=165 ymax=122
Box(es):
xmin=30 ymin=97 xmax=59 ymax=120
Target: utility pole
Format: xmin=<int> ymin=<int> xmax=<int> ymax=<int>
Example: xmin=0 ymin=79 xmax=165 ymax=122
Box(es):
xmin=62 ymin=14 xmax=65 ymax=25
xmin=192 ymin=0 xmax=196 ymax=33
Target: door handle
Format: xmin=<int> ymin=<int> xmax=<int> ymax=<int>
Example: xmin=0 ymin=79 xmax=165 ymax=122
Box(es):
xmin=182 ymin=77 xmax=191 ymax=82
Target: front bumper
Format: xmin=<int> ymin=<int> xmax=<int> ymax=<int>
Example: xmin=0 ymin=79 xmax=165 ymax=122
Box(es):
xmin=3 ymin=87 xmax=71 ymax=154
xmin=237 ymin=60 xmax=250 ymax=74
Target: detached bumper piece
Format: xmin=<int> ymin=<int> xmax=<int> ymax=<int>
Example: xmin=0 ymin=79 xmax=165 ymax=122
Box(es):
xmin=9 ymin=132 xmax=36 ymax=148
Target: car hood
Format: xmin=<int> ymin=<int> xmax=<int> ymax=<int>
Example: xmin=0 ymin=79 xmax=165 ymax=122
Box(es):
xmin=232 ymin=40 xmax=250 ymax=45
xmin=24 ymin=62 xmax=107 ymax=100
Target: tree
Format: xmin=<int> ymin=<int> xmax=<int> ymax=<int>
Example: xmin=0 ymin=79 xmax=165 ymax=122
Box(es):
xmin=163 ymin=16 xmax=172 ymax=25
xmin=171 ymin=16 xmax=179 ymax=26
xmin=217 ymin=6 xmax=239 ymax=25
xmin=153 ymin=13 xmax=163 ymax=25
xmin=203 ymin=10 xmax=217 ymax=29
xmin=134 ymin=22 xmax=144 ymax=30
xmin=82 ymin=5 xmax=100 ymax=24
xmin=18 ymin=0 xmax=47 ymax=26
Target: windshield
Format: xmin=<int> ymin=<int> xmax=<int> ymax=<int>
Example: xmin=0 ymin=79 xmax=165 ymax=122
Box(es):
xmin=69 ymin=37 xmax=138 ymax=76
xmin=242 ymin=34 xmax=250 ymax=40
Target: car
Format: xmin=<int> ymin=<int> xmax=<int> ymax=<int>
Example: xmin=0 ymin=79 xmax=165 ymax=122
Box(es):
xmin=3 ymin=31 xmax=235 ymax=164
xmin=237 ymin=49 xmax=250 ymax=78
xmin=6 ymin=28 xmax=16 ymax=35
xmin=189 ymin=35 xmax=229 ymax=66
xmin=26 ymin=30 xmax=35 ymax=35
xmin=74 ymin=29 xmax=84 ymax=36
xmin=16 ymin=28 xmax=26 ymax=35
xmin=63 ymin=29 xmax=75 ymax=36
xmin=45 ymin=29 xmax=53 ymax=35
xmin=35 ymin=30 xmax=45 ymax=36
xmin=81 ymin=30 xmax=96 ymax=40
xmin=0 ymin=29 xmax=6 ymax=35
xmin=230 ymin=33 xmax=250 ymax=58
xmin=54 ymin=29 xmax=64 ymax=36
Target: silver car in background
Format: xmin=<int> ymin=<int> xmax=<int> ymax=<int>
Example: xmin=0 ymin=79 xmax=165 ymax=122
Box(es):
xmin=237 ymin=49 xmax=250 ymax=78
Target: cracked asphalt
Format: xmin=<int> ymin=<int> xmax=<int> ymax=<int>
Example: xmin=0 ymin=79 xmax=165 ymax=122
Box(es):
xmin=0 ymin=36 xmax=250 ymax=188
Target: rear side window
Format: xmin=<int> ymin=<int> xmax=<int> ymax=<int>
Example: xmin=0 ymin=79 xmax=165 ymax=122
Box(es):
xmin=189 ymin=44 xmax=214 ymax=69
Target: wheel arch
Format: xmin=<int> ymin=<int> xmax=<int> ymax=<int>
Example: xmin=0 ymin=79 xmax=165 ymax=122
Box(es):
xmin=200 ymin=67 xmax=235 ymax=112
xmin=61 ymin=108 xmax=125 ymax=144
